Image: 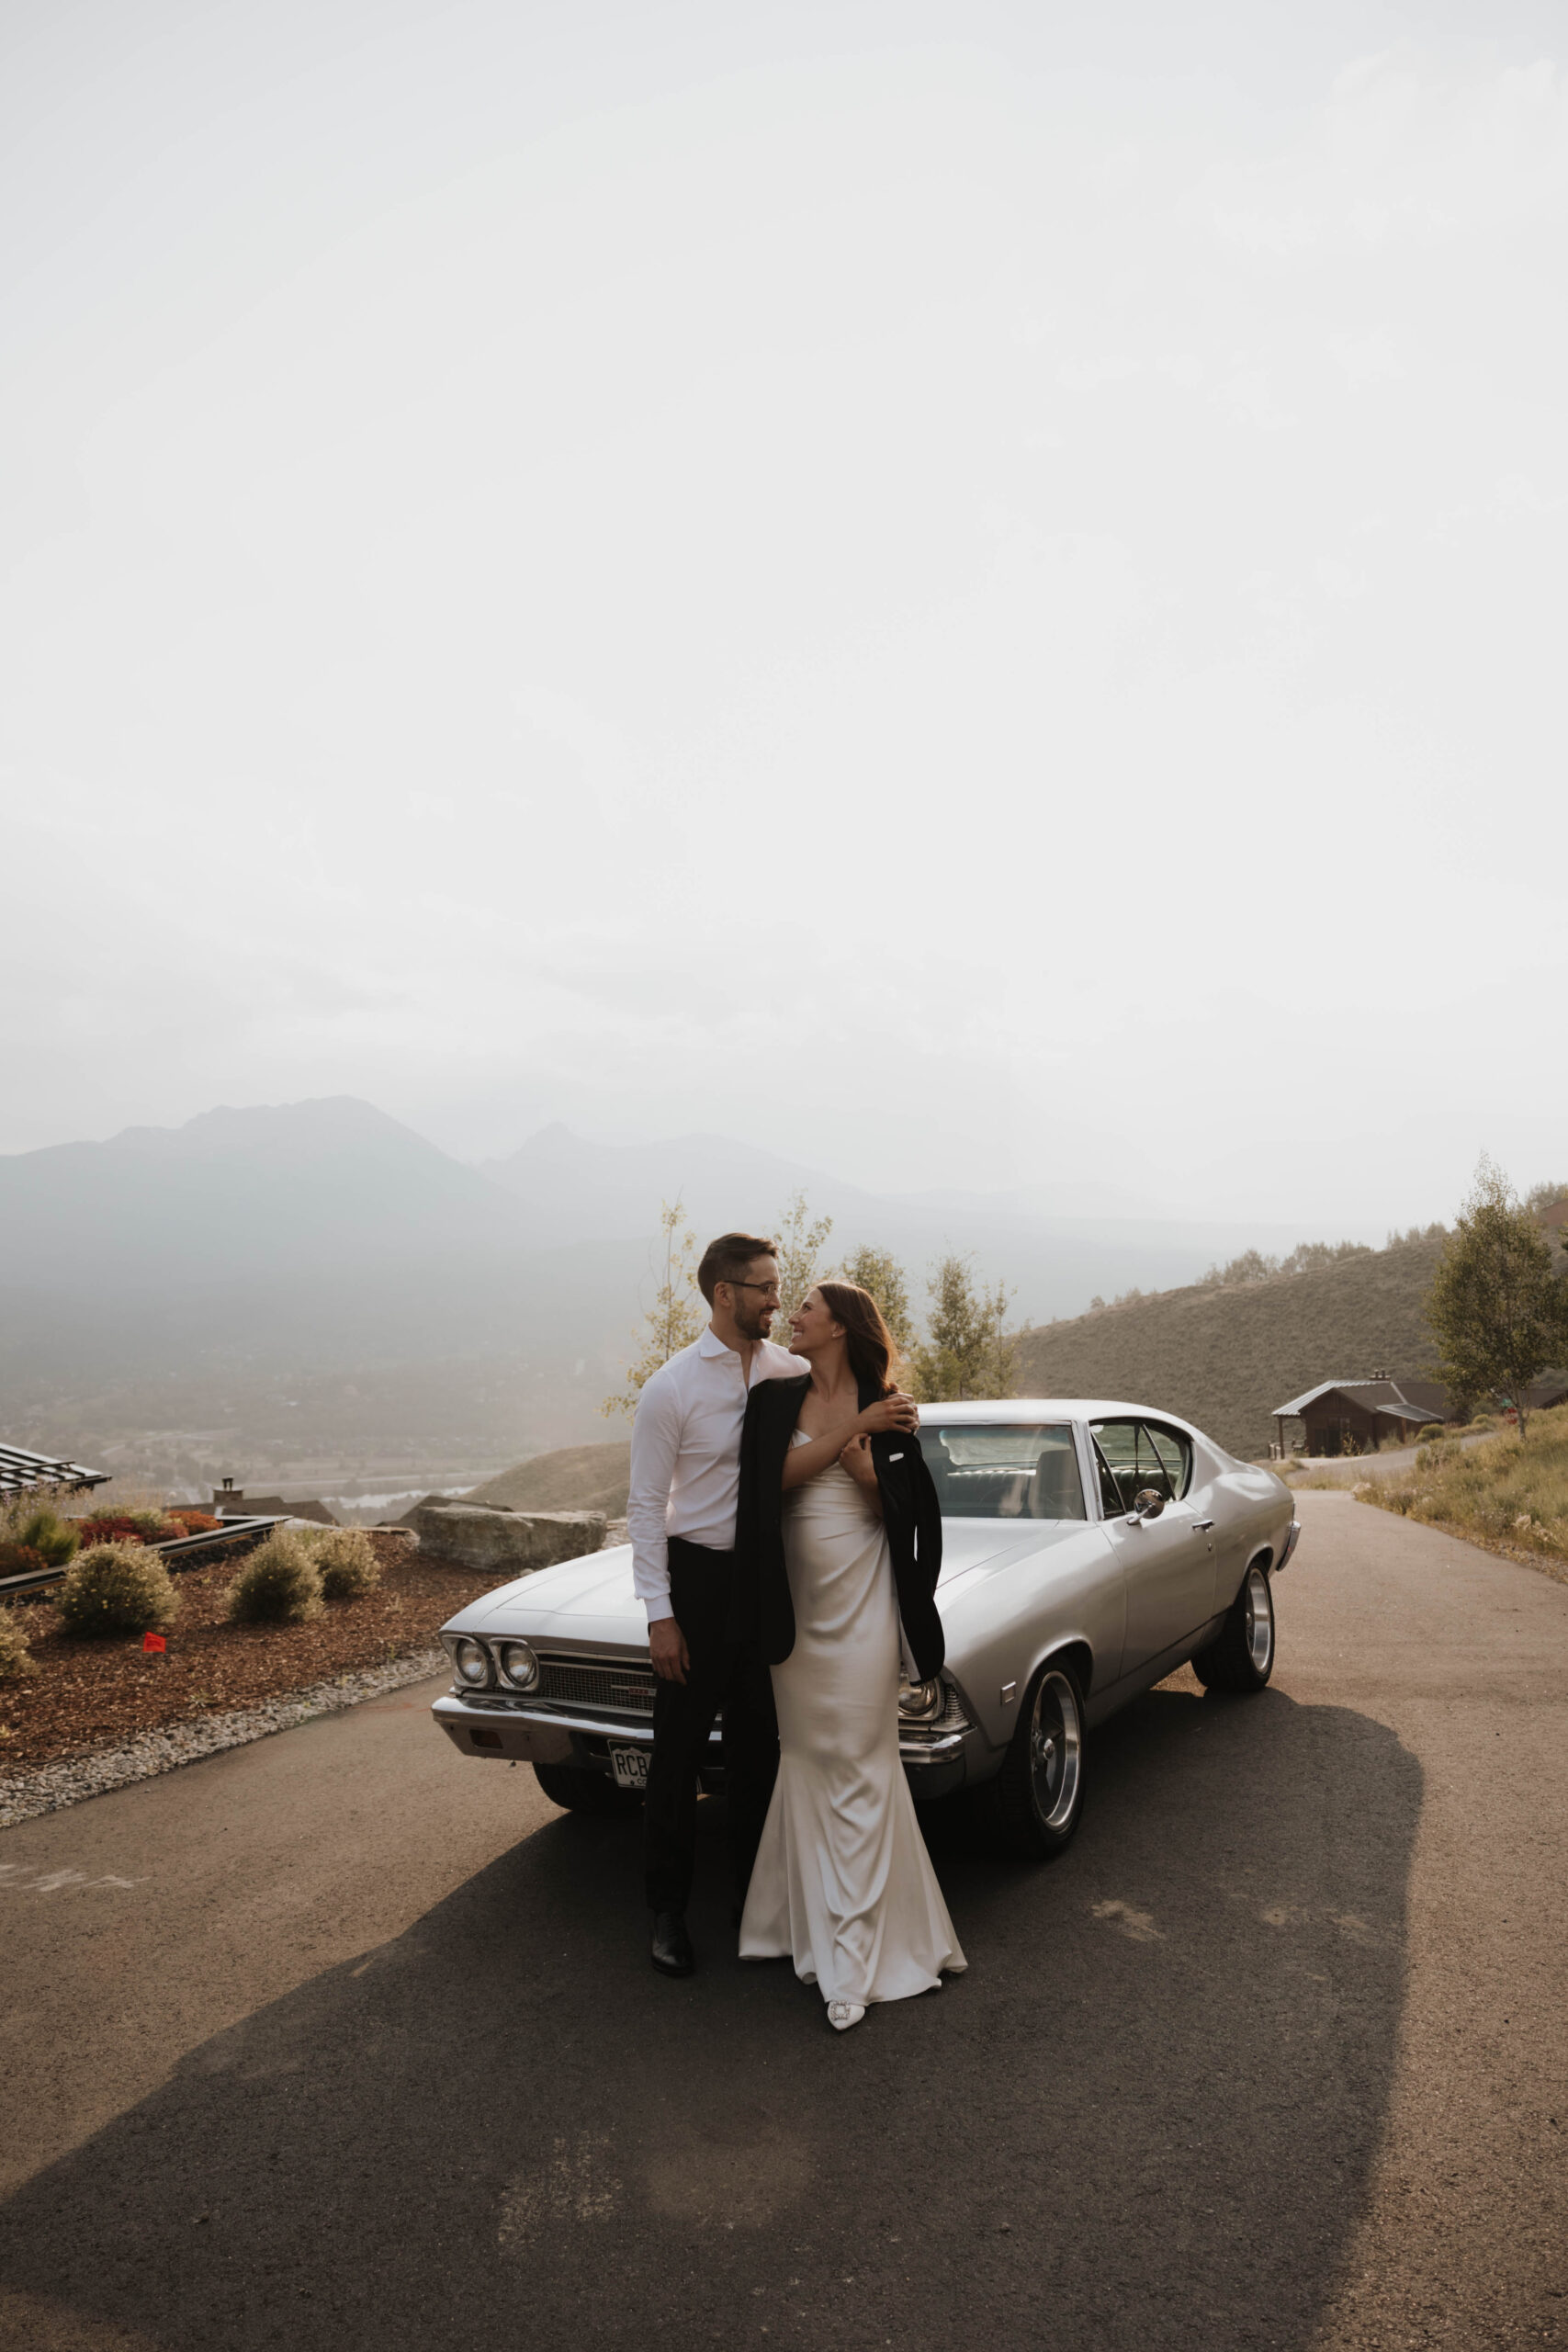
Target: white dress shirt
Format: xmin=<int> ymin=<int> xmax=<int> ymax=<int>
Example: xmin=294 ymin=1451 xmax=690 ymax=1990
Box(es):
xmin=628 ymin=1326 xmax=809 ymax=1623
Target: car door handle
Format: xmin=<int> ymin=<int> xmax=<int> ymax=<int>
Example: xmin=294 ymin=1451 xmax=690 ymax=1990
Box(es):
xmin=1193 ymin=1518 xmax=1215 ymax=1532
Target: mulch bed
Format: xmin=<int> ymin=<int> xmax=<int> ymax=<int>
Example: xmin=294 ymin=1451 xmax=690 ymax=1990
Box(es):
xmin=0 ymin=1533 xmax=494 ymax=1773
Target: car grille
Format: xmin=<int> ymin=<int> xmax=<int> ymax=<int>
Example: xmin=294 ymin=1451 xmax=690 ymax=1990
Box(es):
xmin=534 ymin=1656 xmax=655 ymax=1716
xmin=900 ymin=1679 xmax=972 ymax=1738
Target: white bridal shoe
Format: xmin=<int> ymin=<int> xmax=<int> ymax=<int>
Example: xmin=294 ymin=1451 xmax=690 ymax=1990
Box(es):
xmin=826 ymin=2001 xmax=865 ymax=2032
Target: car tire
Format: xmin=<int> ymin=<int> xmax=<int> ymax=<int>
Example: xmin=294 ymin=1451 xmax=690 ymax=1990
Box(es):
xmin=981 ymin=1657 xmax=1087 ymax=1861
xmin=1190 ymin=1562 xmax=1276 ymax=1692
xmin=533 ymin=1760 xmax=642 ymax=1815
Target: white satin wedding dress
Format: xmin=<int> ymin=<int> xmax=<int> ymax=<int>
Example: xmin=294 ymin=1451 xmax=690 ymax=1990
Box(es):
xmin=739 ymin=1433 xmax=966 ymax=2007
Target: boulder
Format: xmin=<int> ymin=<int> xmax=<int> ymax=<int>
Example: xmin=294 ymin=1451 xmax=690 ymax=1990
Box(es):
xmin=407 ymin=1501 xmax=606 ymax=1577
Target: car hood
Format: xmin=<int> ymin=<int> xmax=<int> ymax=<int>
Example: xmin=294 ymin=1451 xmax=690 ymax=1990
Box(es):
xmin=444 ymin=1521 xmax=1090 ymax=1639
xmin=934 ymin=1520 xmax=1080 ymax=1590
xmin=467 ymin=1544 xmax=640 ymax=1625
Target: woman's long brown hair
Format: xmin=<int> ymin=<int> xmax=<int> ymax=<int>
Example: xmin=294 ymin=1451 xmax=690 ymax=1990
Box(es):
xmin=816 ymin=1280 xmax=900 ymax=1397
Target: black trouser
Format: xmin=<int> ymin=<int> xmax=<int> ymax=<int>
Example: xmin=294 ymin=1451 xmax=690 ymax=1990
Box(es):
xmin=643 ymin=1537 xmax=778 ymax=1913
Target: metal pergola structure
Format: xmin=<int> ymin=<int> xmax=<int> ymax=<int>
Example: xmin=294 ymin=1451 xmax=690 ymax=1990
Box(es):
xmin=0 ymin=1442 xmax=112 ymax=1499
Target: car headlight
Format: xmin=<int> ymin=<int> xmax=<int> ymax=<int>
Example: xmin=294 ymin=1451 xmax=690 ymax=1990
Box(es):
xmin=498 ymin=1640 xmax=538 ymax=1690
xmin=898 ymin=1676 xmax=943 ymax=1724
xmin=450 ymin=1636 xmax=492 ymax=1689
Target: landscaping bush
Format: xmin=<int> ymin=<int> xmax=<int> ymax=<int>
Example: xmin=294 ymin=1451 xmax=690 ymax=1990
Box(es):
xmin=308 ymin=1526 xmax=381 ymax=1600
xmin=225 ymin=1530 xmax=323 ymax=1625
xmin=8 ymin=1506 xmax=80 ymax=1567
xmin=56 ymin=1541 xmax=180 ymax=1638
xmin=0 ymin=1604 xmax=39 ymax=1680
xmin=164 ymin=1509 xmax=222 ymax=1535
xmin=76 ymin=1507 xmax=180 ymax=1545
xmin=1416 ymin=1424 xmax=1446 ymax=1442
xmin=0 ymin=1541 xmax=49 ymax=1584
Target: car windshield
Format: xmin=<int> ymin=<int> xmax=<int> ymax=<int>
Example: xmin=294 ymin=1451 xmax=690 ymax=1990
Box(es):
xmin=918 ymin=1423 xmax=1086 ymax=1521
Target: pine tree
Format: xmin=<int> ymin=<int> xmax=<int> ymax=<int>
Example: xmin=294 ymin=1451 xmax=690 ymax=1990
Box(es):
xmin=1427 ymin=1156 xmax=1568 ymax=1439
xmin=773 ymin=1190 xmax=834 ymax=1329
xmin=835 ymin=1244 xmax=916 ymax=1354
xmin=907 ymin=1255 xmax=1018 ymax=1402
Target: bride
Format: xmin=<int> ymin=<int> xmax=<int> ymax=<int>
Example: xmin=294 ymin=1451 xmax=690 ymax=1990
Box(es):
xmin=735 ymin=1281 xmax=966 ymax=2030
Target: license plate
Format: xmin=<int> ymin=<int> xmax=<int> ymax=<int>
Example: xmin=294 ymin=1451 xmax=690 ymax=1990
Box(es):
xmin=610 ymin=1746 xmax=649 ymax=1791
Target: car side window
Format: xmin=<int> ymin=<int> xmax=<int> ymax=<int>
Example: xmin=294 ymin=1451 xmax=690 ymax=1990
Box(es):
xmin=1143 ymin=1422 xmax=1192 ymax=1499
xmin=1091 ymin=1419 xmax=1180 ymax=1513
xmin=1089 ymin=1427 xmax=1132 ymax=1517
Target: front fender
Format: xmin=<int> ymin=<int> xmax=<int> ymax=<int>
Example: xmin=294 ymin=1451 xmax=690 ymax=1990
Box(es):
xmin=939 ymin=1523 xmax=1121 ymax=1749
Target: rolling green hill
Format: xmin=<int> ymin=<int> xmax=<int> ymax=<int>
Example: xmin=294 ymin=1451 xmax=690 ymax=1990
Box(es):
xmin=466 ymin=1441 xmax=631 ymax=1517
xmin=1013 ymin=1234 xmax=1450 ymax=1458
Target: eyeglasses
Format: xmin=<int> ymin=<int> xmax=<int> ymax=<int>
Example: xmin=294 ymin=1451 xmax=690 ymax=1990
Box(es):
xmin=724 ymin=1279 xmax=783 ymax=1301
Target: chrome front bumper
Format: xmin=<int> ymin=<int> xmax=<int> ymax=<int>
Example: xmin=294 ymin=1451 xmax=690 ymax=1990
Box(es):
xmin=432 ymin=1691 xmax=690 ymax=1766
xmin=432 ymin=1689 xmax=972 ymax=1794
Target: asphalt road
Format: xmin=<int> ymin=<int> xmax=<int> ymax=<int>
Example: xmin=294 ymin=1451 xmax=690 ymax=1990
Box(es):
xmin=2 ymin=1493 xmax=1564 ymax=2352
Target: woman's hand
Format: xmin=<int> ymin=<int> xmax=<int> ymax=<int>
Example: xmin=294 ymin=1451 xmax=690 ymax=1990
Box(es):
xmin=839 ymin=1432 xmax=878 ymax=1487
xmin=856 ymin=1389 xmax=919 ymax=1437
xmin=783 ymin=1387 xmax=917 ymax=1490
xmin=839 ymin=1432 xmax=885 ymax=1518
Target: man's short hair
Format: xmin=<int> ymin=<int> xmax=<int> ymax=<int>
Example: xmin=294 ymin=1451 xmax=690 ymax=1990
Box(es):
xmin=697 ymin=1231 xmax=777 ymax=1306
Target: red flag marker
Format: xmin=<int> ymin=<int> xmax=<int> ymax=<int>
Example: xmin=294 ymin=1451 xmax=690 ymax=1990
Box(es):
xmin=142 ymin=1632 xmax=166 ymax=1655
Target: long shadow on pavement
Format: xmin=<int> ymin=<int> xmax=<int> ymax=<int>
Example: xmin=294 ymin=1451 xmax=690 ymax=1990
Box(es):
xmin=0 ymin=1682 xmax=1420 ymax=2352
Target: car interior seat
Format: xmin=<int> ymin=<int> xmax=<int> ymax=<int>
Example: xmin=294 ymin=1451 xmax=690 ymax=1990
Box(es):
xmin=1028 ymin=1446 xmax=1085 ymax=1519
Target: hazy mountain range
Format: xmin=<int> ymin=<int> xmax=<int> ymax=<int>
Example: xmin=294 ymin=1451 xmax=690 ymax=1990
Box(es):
xmin=0 ymin=1095 xmax=1378 ymax=1489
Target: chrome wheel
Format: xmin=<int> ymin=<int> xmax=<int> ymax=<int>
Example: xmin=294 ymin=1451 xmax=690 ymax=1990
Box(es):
xmin=1030 ymin=1668 xmax=1082 ymax=1834
xmin=1244 ymin=1566 xmax=1274 ymax=1675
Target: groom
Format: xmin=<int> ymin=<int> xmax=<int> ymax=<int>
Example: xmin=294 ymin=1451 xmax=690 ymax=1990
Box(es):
xmin=627 ymin=1230 xmax=808 ymax=1979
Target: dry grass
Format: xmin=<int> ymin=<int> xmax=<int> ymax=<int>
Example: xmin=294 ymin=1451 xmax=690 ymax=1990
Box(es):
xmin=0 ymin=1482 xmax=78 ymax=1544
xmin=1357 ymin=1404 xmax=1568 ymax=1579
xmin=63 ymin=1478 xmax=174 ymax=1518
xmin=0 ymin=1607 xmax=38 ymax=1682
xmin=467 ymin=1441 xmax=631 ymax=1517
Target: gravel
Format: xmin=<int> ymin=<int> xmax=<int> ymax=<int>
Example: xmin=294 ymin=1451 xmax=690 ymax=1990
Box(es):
xmin=0 ymin=1643 xmax=447 ymax=1829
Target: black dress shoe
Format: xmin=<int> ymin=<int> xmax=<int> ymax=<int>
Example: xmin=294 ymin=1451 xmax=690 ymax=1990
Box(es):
xmin=650 ymin=1910 xmax=695 ymax=1977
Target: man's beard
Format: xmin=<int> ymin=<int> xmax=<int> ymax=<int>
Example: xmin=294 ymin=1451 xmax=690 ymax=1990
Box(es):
xmin=734 ymin=1301 xmax=773 ymax=1344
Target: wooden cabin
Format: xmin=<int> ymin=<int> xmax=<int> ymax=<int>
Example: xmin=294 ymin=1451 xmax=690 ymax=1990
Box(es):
xmin=1272 ymin=1377 xmax=1454 ymax=1458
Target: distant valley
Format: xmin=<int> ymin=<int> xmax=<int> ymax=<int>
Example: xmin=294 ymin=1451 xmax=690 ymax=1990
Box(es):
xmin=0 ymin=1094 xmax=1388 ymax=1496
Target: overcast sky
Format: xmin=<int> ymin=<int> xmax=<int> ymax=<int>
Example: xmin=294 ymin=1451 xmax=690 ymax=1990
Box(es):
xmin=3 ymin=0 xmax=1563 ymax=1227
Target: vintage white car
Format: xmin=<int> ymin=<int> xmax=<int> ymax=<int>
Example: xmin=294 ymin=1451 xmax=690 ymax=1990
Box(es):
xmin=432 ymin=1399 xmax=1299 ymax=1859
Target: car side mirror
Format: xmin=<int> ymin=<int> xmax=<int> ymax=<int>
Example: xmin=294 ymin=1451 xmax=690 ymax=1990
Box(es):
xmin=1131 ymin=1487 xmax=1166 ymax=1521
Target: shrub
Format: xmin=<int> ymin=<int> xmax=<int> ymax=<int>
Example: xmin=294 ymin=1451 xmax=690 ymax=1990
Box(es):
xmin=164 ymin=1509 xmax=222 ymax=1535
xmin=308 ymin=1526 xmax=381 ymax=1600
xmin=1416 ymin=1424 xmax=1446 ymax=1442
xmin=0 ymin=1541 xmax=49 ymax=1583
xmin=1361 ymin=1405 xmax=1568 ymax=1564
xmin=57 ymin=1541 xmax=180 ymax=1638
xmin=77 ymin=1507 xmax=178 ymax=1544
xmin=73 ymin=1516 xmax=147 ymax=1547
xmin=8 ymin=1506 xmax=80 ymax=1567
xmin=225 ymin=1531 xmax=323 ymax=1625
xmin=0 ymin=1604 xmax=39 ymax=1680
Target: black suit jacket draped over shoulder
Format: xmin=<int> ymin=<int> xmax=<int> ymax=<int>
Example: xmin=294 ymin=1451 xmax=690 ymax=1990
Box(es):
xmin=734 ymin=1374 xmax=945 ymax=1680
